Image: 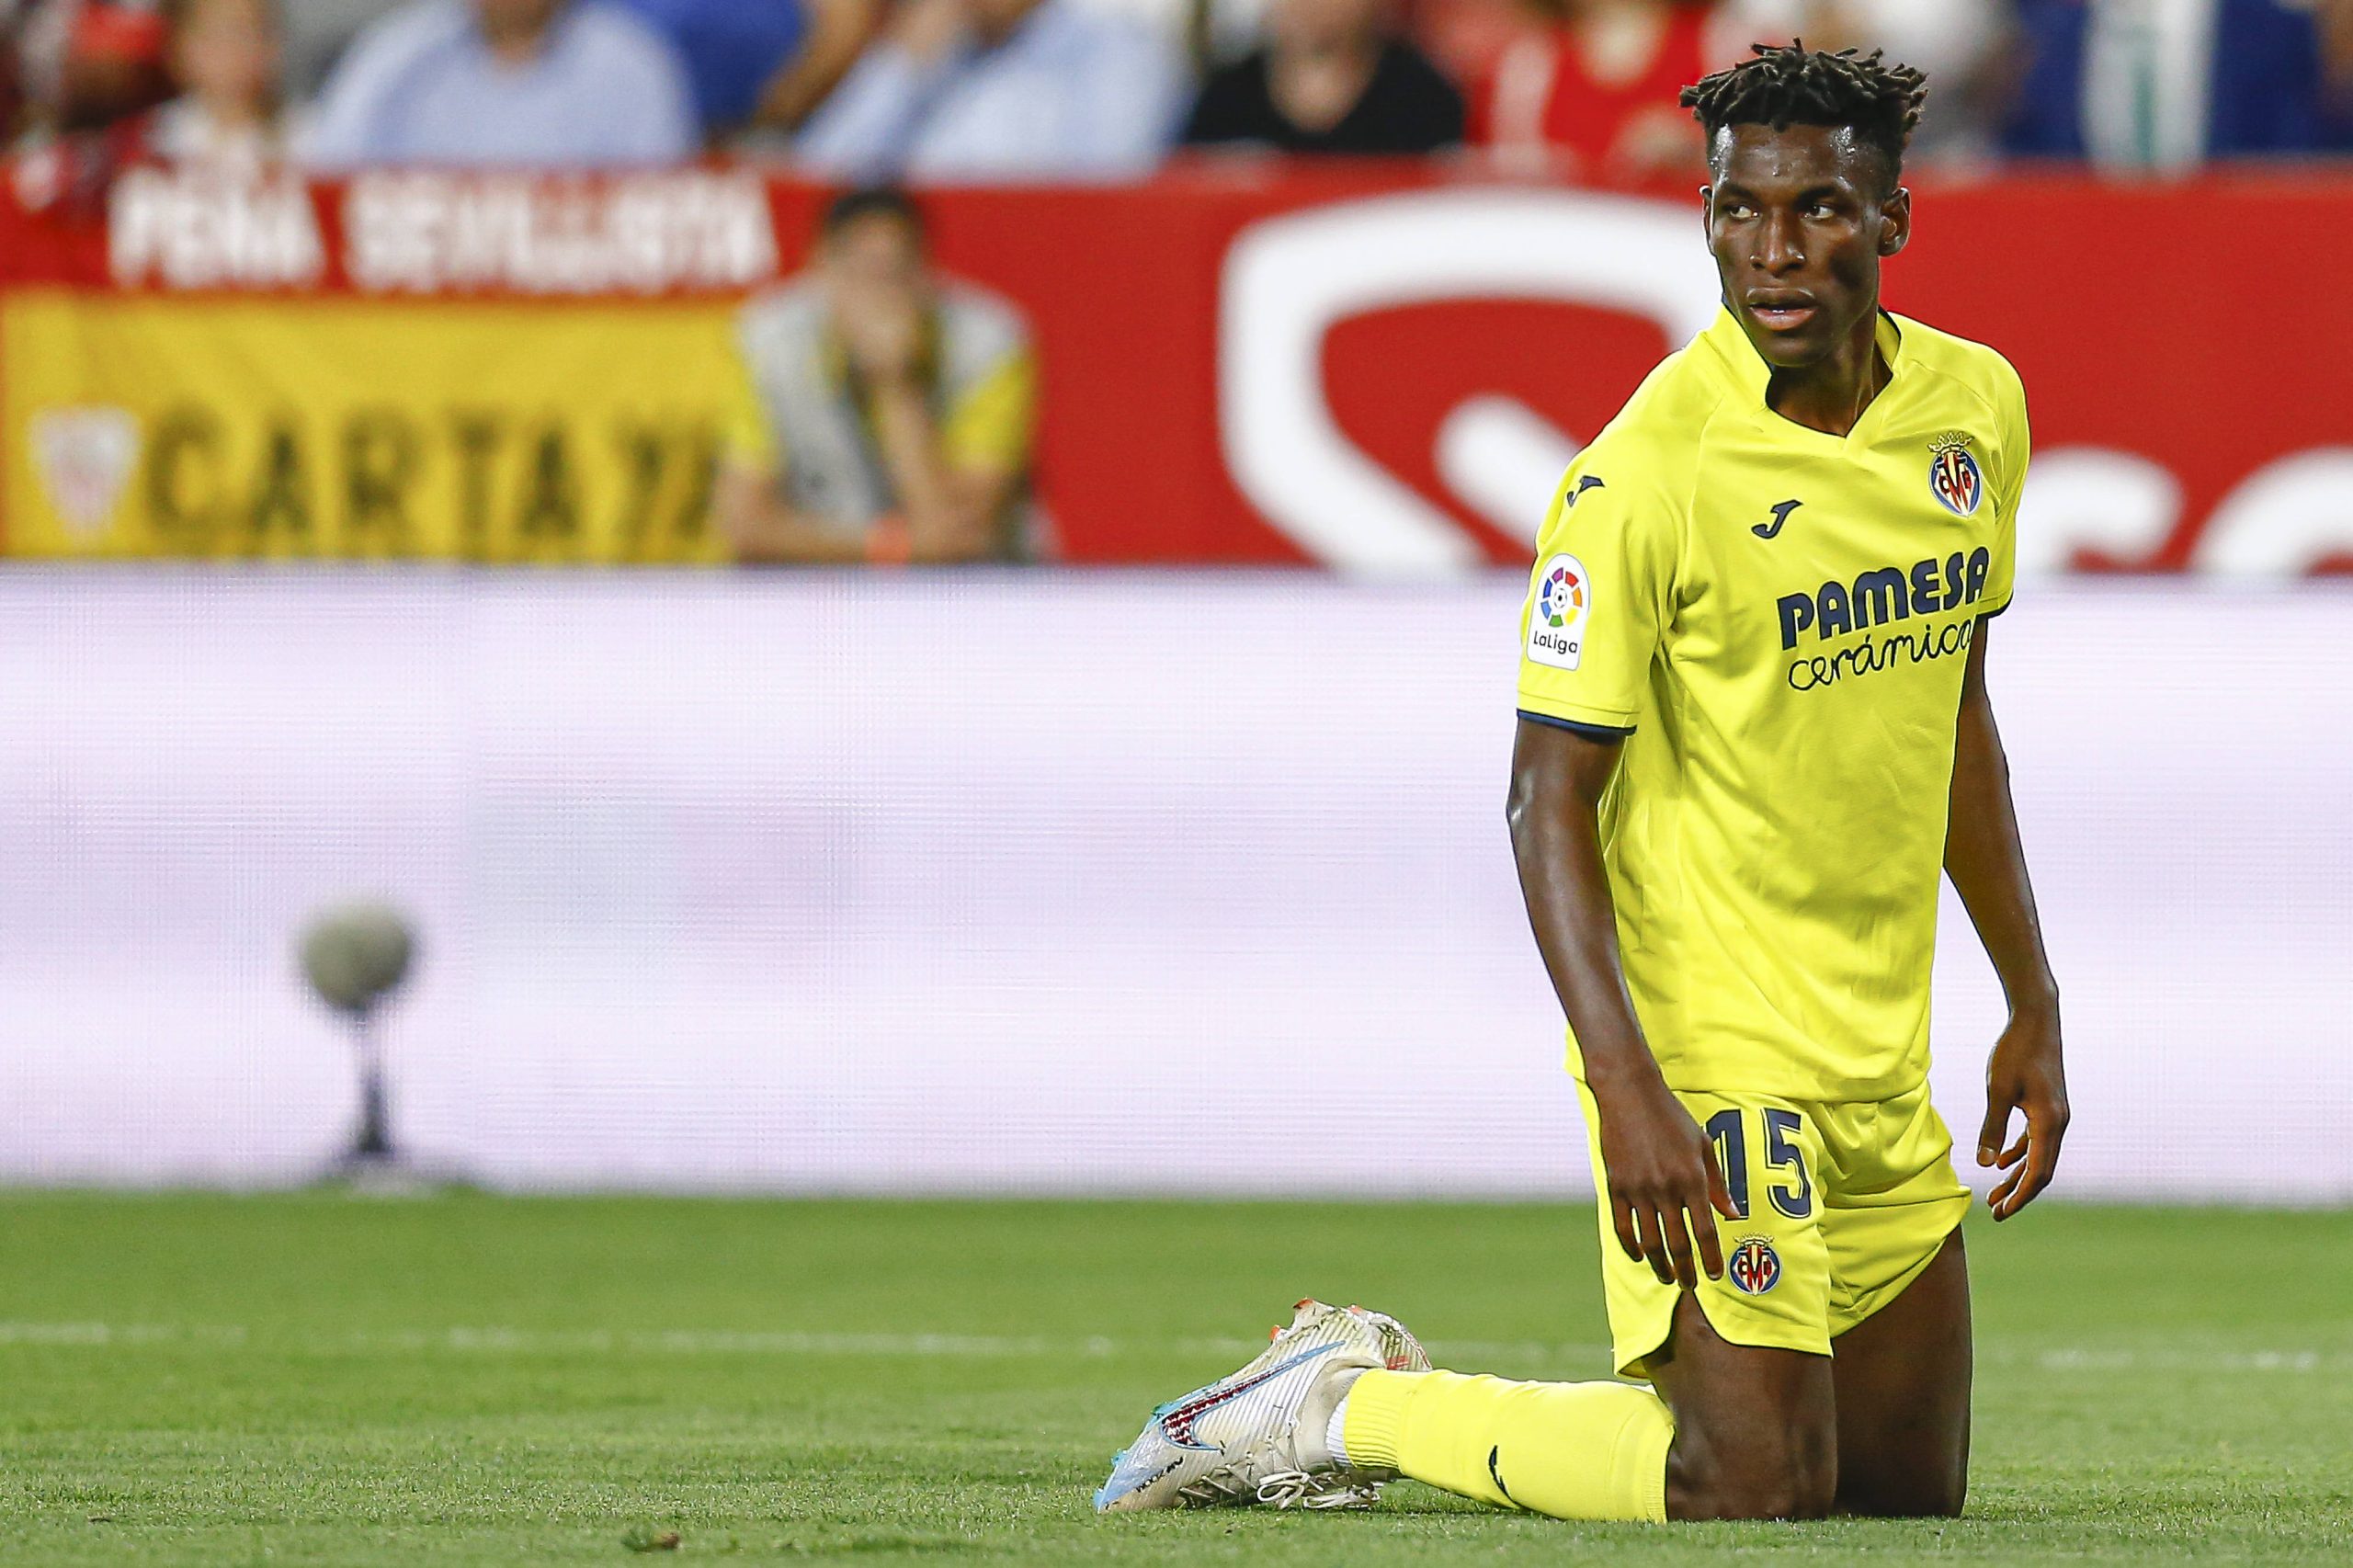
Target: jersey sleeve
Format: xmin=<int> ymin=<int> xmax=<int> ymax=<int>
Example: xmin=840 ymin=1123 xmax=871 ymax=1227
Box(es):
xmin=1515 ymin=451 xmax=1679 ymax=735
xmin=1983 ymin=362 xmax=2029 ymax=616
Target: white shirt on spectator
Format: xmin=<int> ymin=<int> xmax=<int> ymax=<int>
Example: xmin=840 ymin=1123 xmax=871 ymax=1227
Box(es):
xmin=1059 ymin=0 xmax=1269 ymax=67
xmin=1724 ymin=0 xmax=2012 ymax=160
xmin=2079 ymin=0 xmax=2218 ymax=171
xmin=796 ymin=0 xmax=1185 ymax=182
xmin=280 ymin=0 xmax=414 ymax=98
xmin=303 ymin=0 xmax=698 ymax=169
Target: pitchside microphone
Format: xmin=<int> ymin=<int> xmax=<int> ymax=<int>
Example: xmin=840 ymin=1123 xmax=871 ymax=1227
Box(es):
xmin=298 ymin=902 xmax=416 ymax=1176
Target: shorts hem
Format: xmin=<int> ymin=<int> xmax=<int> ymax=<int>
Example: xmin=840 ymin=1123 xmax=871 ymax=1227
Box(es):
xmin=1828 ymin=1192 xmax=1972 ymax=1338
xmin=1612 ymin=1291 xmax=1834 ymax=1381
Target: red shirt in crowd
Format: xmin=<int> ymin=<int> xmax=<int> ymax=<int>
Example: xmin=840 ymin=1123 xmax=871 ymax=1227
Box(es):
xmin=1471 ymin=4 xmax=1720 ymax=182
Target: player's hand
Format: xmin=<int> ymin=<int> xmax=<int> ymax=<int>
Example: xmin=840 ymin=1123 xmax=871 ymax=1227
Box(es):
xmin=1592 ymin=1078 xmax=1737 ymax=1291
xmin=1978 ymin=1004 xmax=2067 ymax=1221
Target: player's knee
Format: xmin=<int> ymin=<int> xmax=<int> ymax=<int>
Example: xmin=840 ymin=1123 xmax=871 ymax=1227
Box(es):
xmin=1697 ymin=1470 xmax=1836 ymax=1522
xmin=1705 ymin=1469 xmax=1837 ymax=1521
xmin=1669 ymin=1423 xmax=1837 ymax=1521
xmin=1845 ymin=1470 xmax=1966 ymax=1519
xmin=1919 ymin=1476 xmax=1967 ymax=1519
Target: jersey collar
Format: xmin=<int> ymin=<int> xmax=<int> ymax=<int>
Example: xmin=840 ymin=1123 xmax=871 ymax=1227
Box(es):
xmin=1702 ymin=305 xmax=1908 ymax=448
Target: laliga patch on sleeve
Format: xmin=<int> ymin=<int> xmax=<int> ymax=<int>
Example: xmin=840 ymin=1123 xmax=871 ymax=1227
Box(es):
xmin=1527 ymin=553 xmax=1591 ymax=670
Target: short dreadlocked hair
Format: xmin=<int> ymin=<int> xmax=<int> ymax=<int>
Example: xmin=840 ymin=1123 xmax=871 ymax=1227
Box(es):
xmin=1681 ymin=42 xmax=1928 ymax=192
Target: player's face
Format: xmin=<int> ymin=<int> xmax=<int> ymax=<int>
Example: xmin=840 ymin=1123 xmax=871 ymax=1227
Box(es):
xmin=1702 ymin=123 xmax=1910 ymax=370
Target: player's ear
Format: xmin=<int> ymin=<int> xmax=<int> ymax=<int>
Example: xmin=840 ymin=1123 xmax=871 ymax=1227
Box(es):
xmin=1699 ymin=186 xmax=1715 ymax=233
xmin=1878 ymin=186 xmax=1912 ymax=258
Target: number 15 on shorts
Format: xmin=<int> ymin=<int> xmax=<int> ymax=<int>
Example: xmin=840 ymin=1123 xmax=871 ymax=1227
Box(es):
xmin=1704 ymin=1107 xmax=1814 ymax=1220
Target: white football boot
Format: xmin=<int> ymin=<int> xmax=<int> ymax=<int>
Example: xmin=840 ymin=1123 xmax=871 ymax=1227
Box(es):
xmin=1094 ymin=1299 xmax=1429 ymax=1514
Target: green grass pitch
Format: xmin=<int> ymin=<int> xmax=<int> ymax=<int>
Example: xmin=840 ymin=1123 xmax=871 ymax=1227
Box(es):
xmin=2 ymin=1194 xmax=2347 ymax=1564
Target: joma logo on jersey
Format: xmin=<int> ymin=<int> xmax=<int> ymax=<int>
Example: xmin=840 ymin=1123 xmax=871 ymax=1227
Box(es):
xmin=1777 ymin=547 xmax=1993 ymax=650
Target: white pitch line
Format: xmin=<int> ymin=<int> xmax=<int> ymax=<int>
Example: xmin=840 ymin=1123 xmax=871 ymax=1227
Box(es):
xmin=0 ymin=1322 xmax=248 ymax=1347
xmin=2005 ymin=1346 xmax=2350 ymax=1373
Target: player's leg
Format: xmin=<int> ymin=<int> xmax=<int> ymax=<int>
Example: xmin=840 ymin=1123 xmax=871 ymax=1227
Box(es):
xmin=1094 ymin=1299 xmax=1435 ymax=1513
xmin=1332 ymin=1360 xmax=1677 ymax=1519
xmin=1329 ymin=1278 xmax=1836 ymax=1521
xmin=1647 ymin=1290 xmax=1839 ymax=1518
xmin=1335 ymin=1085 xmax=1841 ymax=1522
xmin=1100 ymin=1302 xmax=1834 ymax=1522
xmin=1099 ymin=1087 xmax=1846 ymax=1522
xmin=1813 ymin=1082 xmax=1975 ymax=1517
xmin=1827 ymin=1229 xmax=1971 ymax=1517
xmin=1586 ymin=1082 xmax=1840 ymax=1517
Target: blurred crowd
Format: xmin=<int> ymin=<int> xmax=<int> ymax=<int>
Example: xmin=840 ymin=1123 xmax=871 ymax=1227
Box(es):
xmin=8 ymin=0 xmax=2352 ymax=568
xmin=6 ymin=0 xmax=2353 ymax=183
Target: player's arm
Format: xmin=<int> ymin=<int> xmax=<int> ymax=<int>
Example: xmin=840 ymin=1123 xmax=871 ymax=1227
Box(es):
xmin=1507 ymin=720 xmax=1734 ymax=1290
xmin=1510 ymin=455 xmax=1731 ymax=1290
xmin=1945 ymin=622 xmax=2067 ymax=1219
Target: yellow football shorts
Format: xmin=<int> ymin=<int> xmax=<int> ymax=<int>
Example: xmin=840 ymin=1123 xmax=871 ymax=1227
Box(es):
xmin=1574 ymin=1078 xmax=1971 ymax=1378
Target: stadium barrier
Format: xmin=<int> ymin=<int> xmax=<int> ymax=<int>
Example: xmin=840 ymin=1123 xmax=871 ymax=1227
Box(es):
xmin=5 ymin=573 xmax=2347 ymax=1200
xmin=4 ymin=165 xmax=2351 ymax=571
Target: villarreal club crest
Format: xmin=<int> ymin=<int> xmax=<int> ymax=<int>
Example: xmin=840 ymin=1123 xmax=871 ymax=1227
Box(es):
xmin=1727 ymin=1235 xmax=1782 ymax=1296
xmin=1928 ymin=434 xmax=1984 ymax=517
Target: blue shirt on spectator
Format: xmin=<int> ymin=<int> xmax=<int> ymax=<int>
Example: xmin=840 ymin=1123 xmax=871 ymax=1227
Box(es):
xmin=796 ymin=0 xmax=1183 ymax=182
xmin=609 ymin=0 xmax=808 ymax=132
xmin=305 ymin=0 xmax=699 ymax=168
xmin=2004 ymin=0 xmax=2353 ymax=164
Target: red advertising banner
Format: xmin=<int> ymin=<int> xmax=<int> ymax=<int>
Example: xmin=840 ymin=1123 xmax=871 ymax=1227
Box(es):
xmin=5 ymin=162 xmax=2350 ymax=571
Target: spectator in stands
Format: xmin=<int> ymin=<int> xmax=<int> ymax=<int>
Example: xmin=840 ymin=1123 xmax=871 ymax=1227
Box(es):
xmin=795 ymin=0 xmax=1184 ymax=181
xmin=715 ymin=187 xmax=1040 ymax=565
xmin=2003 ymin=0 xmax=2353 ymax=166
xmin=276 ymin=0 xmax=401 ymax=98
xmin=6 ymin=0 xmax=171 ymax=209
xmin=1724 ymin=0 xmax=2015 ymax=162
xmin=1030 ymin=0 xmax=1267 ymax=74
xmin=611 ymin=0 xmax=878 ymax=141
xmin=303 ymin=0 xmax=697 ymax=168
xmin=9 ymin=0 xmax=171 ymax=137
xmin=1472 ymin=0 xmax=1722 ymax=180
xmin=148 ymin=0 xmax=295 ymax=168
xmin=161 ymin=0 xmax=878 ymax=140
xmin=1410 ymin=0 xmax=1558 ymax=94
xmin=2330 ymin=0 xmax=2353 ymax=142
xmin=1182 ymin=0 xmax=1462 ymax=153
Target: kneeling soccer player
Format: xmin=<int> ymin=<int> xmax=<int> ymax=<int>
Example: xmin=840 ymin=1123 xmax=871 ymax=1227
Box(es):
xmin=1097 ymin=43 xmax=2070 ymax=1523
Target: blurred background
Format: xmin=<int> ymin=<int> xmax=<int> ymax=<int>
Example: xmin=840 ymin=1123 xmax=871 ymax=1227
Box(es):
xmin=3 ymin=0 xmax=2349 ymax=1204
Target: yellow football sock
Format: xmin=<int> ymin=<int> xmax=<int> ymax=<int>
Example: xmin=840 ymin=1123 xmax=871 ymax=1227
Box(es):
xmin=1341 ymin=1369 xmax=1672 ymax=1522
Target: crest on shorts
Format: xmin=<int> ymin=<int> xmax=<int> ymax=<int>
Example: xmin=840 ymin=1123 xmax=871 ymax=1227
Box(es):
xmin=1927 ymin=433 xmax=1984 ymax=518
xmin=1727 ymin=1234 xmax=1781 ymax=1296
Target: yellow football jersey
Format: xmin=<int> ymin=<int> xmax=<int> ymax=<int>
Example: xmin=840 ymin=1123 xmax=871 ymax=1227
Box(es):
xmin=1517 ymin=307 xmax=2027 ymax=1102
